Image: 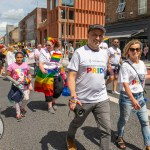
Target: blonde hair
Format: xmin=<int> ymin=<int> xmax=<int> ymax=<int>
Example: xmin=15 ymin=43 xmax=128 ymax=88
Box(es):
xmin=2 ymin=48 xmax=7 ymax=55
xmin=123 ymin=39 xmax=142 ymax=59
xmin=7 ymin=46 xmax=14 ymax=52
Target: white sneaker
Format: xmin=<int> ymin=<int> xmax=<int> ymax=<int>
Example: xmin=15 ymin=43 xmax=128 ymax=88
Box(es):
xmin=112 ymin=91 xmax=120 ymax=95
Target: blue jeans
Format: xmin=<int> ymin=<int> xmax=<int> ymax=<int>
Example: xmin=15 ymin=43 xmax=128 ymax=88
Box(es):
xmin=117 ymin=91 xmax=150 ymax=146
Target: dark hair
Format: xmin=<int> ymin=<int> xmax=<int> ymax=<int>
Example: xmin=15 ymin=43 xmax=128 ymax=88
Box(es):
xmin=15 ymin=52 xmax=24 ymax=58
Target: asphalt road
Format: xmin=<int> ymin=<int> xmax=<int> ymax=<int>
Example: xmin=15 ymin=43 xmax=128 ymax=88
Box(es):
xmin=0 ymin=76 xmax=149 ymax=150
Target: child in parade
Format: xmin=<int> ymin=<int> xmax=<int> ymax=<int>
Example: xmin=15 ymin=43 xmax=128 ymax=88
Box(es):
xmin=7 ymin=52 xmax=32 ymax=121
xmin=34 ymin=37 xmax=64 ymax=114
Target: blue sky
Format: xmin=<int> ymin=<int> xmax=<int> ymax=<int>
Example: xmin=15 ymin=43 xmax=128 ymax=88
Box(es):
xmin=0 ymin=0 xmax=46 ymax=37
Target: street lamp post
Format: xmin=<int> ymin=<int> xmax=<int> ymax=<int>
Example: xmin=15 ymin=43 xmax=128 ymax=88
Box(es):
xmin=64 ymin=0 xmax=67 ymax=58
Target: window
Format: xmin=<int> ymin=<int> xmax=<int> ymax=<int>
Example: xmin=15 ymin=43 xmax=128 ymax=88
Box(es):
xmin=138 ymin=0 xmax=147 ymax=15
xmin=61 ymin=23 xmax=64 ymax=35
xmin=118 ymin=12 xmax=125 ymax=19
xmin=116 ymin=1 xmax=126 ymax=13
xmin=62 ymin=0 xmax=74 ymax=7
xmin=69 ymin=10 xmax=74 ymax=20
xmin=54 ymin=0 xmax=58 ymax=7
xmin=50 ymin=0 xmax=52 ymax=10
xmin=60 ymin=10 xmax=66 ymax=19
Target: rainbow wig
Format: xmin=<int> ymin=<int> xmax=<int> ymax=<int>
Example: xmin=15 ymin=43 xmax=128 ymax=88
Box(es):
xmin=46 ymin=37 xmax=57 ymax=44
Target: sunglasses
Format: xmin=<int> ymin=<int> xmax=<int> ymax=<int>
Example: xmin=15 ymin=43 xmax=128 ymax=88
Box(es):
xmin=46 ymin=44 xmax=53 ymax=47
xmin=129 ymin=48 xmax=141 ymax=52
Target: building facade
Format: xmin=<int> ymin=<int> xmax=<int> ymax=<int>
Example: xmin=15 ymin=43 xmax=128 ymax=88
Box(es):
xmin=105 ymin=0 xmax=150 ymax=51
xmin=38 ymin=0 xmax=106 ymax=47
xmin=19 ymin=8 xmax=47 ymax=46
xmin=9 ymin=27 xmax=20 ymax=44
xmin=6 ymin=25 xmax=15 ymax=45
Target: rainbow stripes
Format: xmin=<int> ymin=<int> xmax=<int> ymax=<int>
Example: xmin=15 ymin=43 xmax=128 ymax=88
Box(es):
xmin=34 ymin=69 xmax=58 ymax=96
xmin=50 ymin=52 xmax=62 ymax=63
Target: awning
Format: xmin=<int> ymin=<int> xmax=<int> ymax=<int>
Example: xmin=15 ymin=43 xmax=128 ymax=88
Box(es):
xmin=105 ymin=29 xmax=145 ymax=38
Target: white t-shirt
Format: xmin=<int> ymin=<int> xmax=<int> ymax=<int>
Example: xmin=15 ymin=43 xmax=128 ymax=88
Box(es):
xmin=34 ymin=48 xmax=41 ymax=57
xmin=118 ymin=60 xmax=147 ymax=93
xmin=34 ymin=48 xmax=42 ymax=65
xmin=109 ymin=46 xmax=121 ymax=65
xmin=99 ymin=42 xmax=109 ymax=56
xmin=67 ymin=45 xmax=109 ymax=103
xmin=39 ymin=48 xmax=62 ymax=70
xmin=6 ymin=51 xmax=15 ymax=66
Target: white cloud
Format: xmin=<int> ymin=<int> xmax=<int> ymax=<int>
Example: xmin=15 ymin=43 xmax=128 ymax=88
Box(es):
xmin=0 ymin=22 xmax=7 ymax=31
xmin=1 ymin=9 xmax=24 ymax=20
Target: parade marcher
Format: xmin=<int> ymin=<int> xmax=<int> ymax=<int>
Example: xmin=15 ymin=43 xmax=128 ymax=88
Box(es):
xmin=6 ymin=46 xmax=15 ymax=67
xmin=68 ymin=43 xmax=74 ymax=61
xmin=7 ymin=52 xmax=32 ymax=121
xmin=116 ymin=39 xmax=150 ymax=150
xmin=34 ymin=44 xmax=42 ymax=75
xmin=143 ymin=43 xmax=149 ymax=61
xmin=106 ymin=38 xmax=122 ymax=94
xmin=0 ymin=45 xmax=6 ymax=77
xmin=66 ymin=24 xmax=111 ymax=150
xmin=34 ymin=38 xmax=63 ymax=114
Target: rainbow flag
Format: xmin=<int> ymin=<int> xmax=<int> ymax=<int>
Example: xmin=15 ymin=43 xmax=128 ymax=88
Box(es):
xmin=50 ymin=52 xmax=62 ymax=62
xmin=34 ymin=69 xmax=58 ymax=96
xmin=104 ymin=36 xmax=109 ymax=41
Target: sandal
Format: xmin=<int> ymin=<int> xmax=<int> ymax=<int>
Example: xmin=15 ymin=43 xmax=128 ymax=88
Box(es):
xmin=115 ymin=136 xmax=126 ymax=149
xmin=146 ymin=146 xmax=150 ymax=150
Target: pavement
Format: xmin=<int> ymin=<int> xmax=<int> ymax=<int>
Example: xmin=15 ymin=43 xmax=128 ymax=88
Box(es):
xmin=0 ymin=77 xmax=147 ymax=150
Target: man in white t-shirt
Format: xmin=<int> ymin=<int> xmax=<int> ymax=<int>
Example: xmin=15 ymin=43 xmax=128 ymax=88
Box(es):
xmin=66 ymin=24 xmax=111 ymax=150
xmin=106 ymin=38 xmax=122 ymax=94
xmin=68 ymin=43 xmax=74 ymax=61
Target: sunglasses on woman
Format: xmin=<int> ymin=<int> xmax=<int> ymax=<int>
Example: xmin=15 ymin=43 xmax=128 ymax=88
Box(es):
xmin=129 ymin=48 xmax=141 ymax=52
xmin=46 ymin=44 xmax=53 ymax=46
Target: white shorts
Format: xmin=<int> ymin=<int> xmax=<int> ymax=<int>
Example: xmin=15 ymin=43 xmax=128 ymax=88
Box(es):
xmin=23 ymin=89 xmax=30 ymax=100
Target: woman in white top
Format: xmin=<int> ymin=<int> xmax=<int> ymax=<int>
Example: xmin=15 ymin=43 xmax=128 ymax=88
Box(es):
xmin=34 ymin=38 xmax=63 ymax=114
xmin=6 ymin=46 xmax=15 ymax=66
xmin=116 ymin=39 xmax=150 ymax=150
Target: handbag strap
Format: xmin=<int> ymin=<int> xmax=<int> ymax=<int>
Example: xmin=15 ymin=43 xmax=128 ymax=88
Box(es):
xmin=124 ymin=60 xmax=146 ymax=93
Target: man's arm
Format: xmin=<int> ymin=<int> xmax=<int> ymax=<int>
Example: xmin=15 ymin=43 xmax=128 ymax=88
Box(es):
xmin=68 ymin=70 xmax=81 ymax=110
xmin=68 ymin=70 xmax=77 ymax=98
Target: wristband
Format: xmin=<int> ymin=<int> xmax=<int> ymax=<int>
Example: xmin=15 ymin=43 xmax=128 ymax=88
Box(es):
xmin=69 ymin=97 xmax=78 ymax=104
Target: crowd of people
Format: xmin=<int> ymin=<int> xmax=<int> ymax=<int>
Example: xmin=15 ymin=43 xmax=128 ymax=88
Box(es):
xmin=0 ymin=24 xmax=150 ymax=150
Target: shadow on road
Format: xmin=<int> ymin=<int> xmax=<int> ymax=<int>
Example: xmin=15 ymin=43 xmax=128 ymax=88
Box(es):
xmin=27 ymin=101 xmax=48 ymax=112
xmin=1 ymin=106 xmax=16 ymax=118
xmin=81 ymin=126 xmax=142 ymax=150
xmin=27 ymin=101 xmax=67 ymax=112
xmin=40 ymin=130 xmax=86 ymax=150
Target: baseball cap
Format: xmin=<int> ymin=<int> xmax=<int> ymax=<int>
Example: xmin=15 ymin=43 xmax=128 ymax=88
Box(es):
xmin=88 ymin=24 xmax=106 ymax=33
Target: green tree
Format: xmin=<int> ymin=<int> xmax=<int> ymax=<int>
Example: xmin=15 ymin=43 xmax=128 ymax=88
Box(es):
xmin=79 ymin=40 xmax=87 ymax=46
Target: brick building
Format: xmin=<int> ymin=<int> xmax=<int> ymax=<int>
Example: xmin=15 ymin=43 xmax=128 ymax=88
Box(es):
xmin=9 ymin=27 xmax=19 ymax=44
xmin=37 ymin=0 xmax=106 ymax=47
xmin=105 ymin=0 xmax=150 ymax=52
xmin=19 ymin=8 xmax=47 ymax=46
